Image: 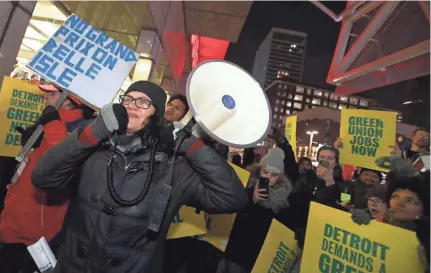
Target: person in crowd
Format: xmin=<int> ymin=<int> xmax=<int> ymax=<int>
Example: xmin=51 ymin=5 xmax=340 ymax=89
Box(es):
xmin=164 ymin=93 xmax=189 ymax=123
xmin=350 ymin=183 xmax=388 ymax=223
xmin=402 ymin=128 xmax=430 ymax=162
xmin=224 ymin=148 xmax=293 ymax=272
xmin=0 ymin=83 xmax=94 ymax=273
xmin=297 ymin=157 xmax=312 ymax=175
xmin=231 ymin=154 xmax=242 ymax=167
xmin=334 ymin=137 xmax=383 ymax=209
xmin=349 ymin=168 xmax=383 ymax=209
xmin=30 ymin=81 xmax=247 ymax=273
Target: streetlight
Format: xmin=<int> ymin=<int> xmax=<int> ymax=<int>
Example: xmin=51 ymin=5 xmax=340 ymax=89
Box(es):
xmin=306 ymin=131 xmax=318 ymax=158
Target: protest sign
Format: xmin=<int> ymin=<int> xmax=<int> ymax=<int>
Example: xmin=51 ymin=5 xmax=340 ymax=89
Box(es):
xmin=27 ymin=14 xmax=138 ymax=109
xmin=252 ymin=219 xmax=300 ymax=273
xmin=285 ymin=115 xmax=297 ymax=158
xmin=167 ymin=206 xmax=207 ymax=239
xmin=301 ymin=202 xmax=425 ymax=273
xmin=201 ymin=163 xmax=250 ymax=251
xmin=339 ymin=109 xmax=396 ymax=171
xmin=167 ymin=162 xmax=249 ymax=241
xmin=0 ymin=77 xmax=45 ymax=157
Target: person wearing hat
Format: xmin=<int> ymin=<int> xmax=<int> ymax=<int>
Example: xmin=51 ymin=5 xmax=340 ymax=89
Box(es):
xmin=30 ymin=81 xmax=247 ymax=273
xmin=0 ymin=83 xmax=94 ymax=273
xmin=224 ymin=148 xmax=293 ymax=272
xmin=350 ymin=167 xmax=383 ymax=209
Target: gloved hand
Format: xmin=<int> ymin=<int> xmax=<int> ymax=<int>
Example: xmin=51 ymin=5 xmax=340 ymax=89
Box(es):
xmin=350 ymin=208 xmax=372 ymax=225
xmin=375 ymin=155 xmax=418 ymax=177
xmin=16 ymin=124 xmax=43 ymax=148
xmin=39 ymin=106 xmax=60 ymax=126
xmin=89 ymin=103 xmax=128 ymax=140
xmin=76 ymin=104 xmax=95 ymax=120
xmin=270 ymin=127 xmax=288 ymax=145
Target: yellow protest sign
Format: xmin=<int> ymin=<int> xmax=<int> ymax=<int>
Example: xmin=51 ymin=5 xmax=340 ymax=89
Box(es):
xmin=301 ymin=202 xmax=424 ymax=273
xmin=202 ymin=162 xmax=250 ymax=251
xmin=339 ymin=109 xmax=396 ymax=171
xmin=0 ymin=77 xmax=45 ymax=157
xmin=167 ymin=162 xmax=249 ymax=240
xmin=252 ymin=219 xmax=301 ymax=273
xmin=167 ymin=206 xmax=206 ymax=239
xmin=285 ymin=115 xmax=297 ymax=158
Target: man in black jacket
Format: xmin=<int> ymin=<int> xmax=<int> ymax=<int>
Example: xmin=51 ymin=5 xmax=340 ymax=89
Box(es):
xmin=31 ymin=81 xmax=247 ymax=273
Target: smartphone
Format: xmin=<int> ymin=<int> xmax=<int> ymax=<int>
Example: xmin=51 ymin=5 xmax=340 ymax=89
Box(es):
xmin=258 ymin=177 xmax=269 ymax=195
xmin=319 ymin=160 xmax=330 ymax=168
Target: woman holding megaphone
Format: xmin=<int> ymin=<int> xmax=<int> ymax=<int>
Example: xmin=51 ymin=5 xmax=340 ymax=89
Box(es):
xmin=30 ymin=81 xmax=247 ymax=273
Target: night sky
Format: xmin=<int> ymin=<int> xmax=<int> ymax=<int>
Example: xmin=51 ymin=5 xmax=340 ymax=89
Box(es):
xmin=225 ymin=1 xmax=430 ymax=129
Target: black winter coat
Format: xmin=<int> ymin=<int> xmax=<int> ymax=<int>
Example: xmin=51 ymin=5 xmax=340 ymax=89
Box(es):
xmin=31 ymin=130 xmax=247 ymax=273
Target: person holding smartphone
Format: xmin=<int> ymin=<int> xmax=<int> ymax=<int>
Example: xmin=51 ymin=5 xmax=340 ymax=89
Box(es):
xmin=224 ymin=148 xmax=293 ymax=272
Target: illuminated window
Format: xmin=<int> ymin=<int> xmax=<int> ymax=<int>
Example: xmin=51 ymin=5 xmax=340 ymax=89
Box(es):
xmin=329 ymin=102 xmax=337 ymax=108
xmin=324 ymin=92 xmax=329 ymax=98
xmin=350 ymin=97 xmax=358 ymax=105
xmin=359 ymin=100 xmax=369 ymax=107
xmin=330 ymin=94 xmax=339 ymax=101
xmin=286 ymin=101 xmax=292 ymax=107
xmin=288 ymin=93 xmax=293 ymax=99
xmin=340 ymin=96 xmax=348 ymax=103
xmin=275 ymin=107 xmax=278 ymax=112
xmin=273 ymin=114 xmax=277 ymax=119
xmin=284 ymin=85 xmax=288 ymax=90
xmin=293 ymin=102 xmax=302 ymax=109
xmin=296 ymin=86 xmax=305 ymax=93
xmin=278 ymin=84 xmax=283 ymax=89
xmin=312 ymin=98 xmax=321 ymax=105
xmin=286 ymin=109 xmax=290 ymax=115
xmin=294 ymin=95 xmax=303 ymax=101
xmin=280 ymin=107 xmax=284 ymax=112
xmin=339 ymin=104 xmax=346 ymax=110
xmin=314 ymin=90 xmax=322 ymax=97
xmin=276 ymin=99 xmax=280 ymax=104
xmin=277 ymin=92 xmax=281 ymax=96
xmin=306 ymin=89 xmax=312 ymax=95
xmin=305 ymin=98 xmax=310 ymax=103
xmin=323 ymin=101 xmax=328 ymax=106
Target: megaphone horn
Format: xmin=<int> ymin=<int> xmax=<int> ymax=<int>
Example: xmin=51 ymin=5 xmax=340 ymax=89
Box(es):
xmin=181 ymin=60 xmax=272 ymax=149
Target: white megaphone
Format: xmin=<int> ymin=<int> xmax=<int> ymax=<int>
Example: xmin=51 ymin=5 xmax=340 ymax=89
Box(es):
xmin=177 ymin=60 xmax=272 ymax=148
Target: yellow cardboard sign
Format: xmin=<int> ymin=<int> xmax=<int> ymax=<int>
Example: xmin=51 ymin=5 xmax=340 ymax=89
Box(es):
xmin=252 ymin=219 xmax=301 ymax=273
xmin=167 ymin=206 xmax=206 ymax=239
xmin=167 ymin=162 xmax=249 ymax=240
xmin=339 ymin=109 xmax=396 ymax=171
xmin=202 ymin=162 xmax=250 ymax=251
xmin=301 ymin=202 xmax=424 ymax=273
xmin=0 ymin=77 xmax=45 ymax=157
xmin=285 ymin=115 xmax=297 ymax=158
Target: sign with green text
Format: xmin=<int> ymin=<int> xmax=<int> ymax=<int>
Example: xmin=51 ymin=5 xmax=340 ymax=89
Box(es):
xmin=301 ymin=202 xmax=425 ymax=273
xmin=339 ymin=109 xmax=396 ymax=171
xmin=0 ymin=77 xmax=45 ymax=157
xmin=285 ymin=115 xmax=297 ymax=158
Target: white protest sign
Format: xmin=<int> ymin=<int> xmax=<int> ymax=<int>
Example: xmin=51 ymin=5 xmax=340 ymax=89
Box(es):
xmin=28 ymin=14 xmax=138 ymax=109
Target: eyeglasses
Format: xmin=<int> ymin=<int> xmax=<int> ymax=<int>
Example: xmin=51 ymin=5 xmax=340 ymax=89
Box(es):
xmin=120 ymin=95 xmax=152 ymax=109
xmin=368 ymin=198 xmax=384 ymax=206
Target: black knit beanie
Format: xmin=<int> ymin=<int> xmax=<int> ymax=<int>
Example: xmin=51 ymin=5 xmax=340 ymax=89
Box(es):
xmin=125 ymin=81 xmax=167 ymax=119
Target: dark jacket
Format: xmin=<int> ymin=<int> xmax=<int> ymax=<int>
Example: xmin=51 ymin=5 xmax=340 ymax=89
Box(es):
xmin=276 ymin=139 xmax=299 ymax=182
xmin=31 ymin=129 xmax=247 ymax=273
xmin=225 ymin=169 xmax=293 ymax=272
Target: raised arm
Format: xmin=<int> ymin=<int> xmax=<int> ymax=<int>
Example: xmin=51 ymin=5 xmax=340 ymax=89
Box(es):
xmin=181 ymin=136 xmax=248 ymax=214
xmin=32 ymin=104 xmax=127 ymax=190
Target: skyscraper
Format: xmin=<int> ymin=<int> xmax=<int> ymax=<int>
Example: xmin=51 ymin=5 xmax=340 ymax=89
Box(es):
xmin=252 ymin=28 xmax=307 ymax=88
